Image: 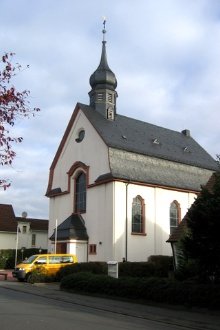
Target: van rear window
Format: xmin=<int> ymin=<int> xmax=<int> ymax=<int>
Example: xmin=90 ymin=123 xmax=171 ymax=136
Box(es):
xmin=48 ymin=256 xmax=74 ymax=264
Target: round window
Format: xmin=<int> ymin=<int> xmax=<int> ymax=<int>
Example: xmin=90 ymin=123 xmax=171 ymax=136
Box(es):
xmin=75 ymin=129 xmax=85 ymax=143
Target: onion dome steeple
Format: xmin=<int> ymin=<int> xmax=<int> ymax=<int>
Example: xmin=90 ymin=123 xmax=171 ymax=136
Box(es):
xmin=89 ymin=19 xmax=117 ymax=120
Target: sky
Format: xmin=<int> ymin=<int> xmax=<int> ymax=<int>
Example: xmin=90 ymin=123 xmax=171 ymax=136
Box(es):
xmin=1 ymin=0 xmax=220 ymax=219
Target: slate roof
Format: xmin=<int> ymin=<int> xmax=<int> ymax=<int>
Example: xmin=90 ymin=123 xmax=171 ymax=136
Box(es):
xmin=80 ymin=103 xmax=217 ymax=171
xmin=0 ymin=204 xmax=48 ymax=232
xmin=50 ymin=213 xmax=88 ymax=241
xmin=46 ymin=103 xmax=217 ymax=195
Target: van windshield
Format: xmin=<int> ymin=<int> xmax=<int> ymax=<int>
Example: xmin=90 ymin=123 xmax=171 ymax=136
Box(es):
xmin=22 ymin=255 xmax=38 ymax=264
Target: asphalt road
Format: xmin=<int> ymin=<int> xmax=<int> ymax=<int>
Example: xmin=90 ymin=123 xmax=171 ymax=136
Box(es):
xmin=0 ymin=276 xmax=220 ymax=330
xmin=0 ymin=286 xmax=185 ymax=330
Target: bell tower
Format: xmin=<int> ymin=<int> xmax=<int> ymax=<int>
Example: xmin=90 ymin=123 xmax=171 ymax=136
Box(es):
xmin=89 ymin=19 xmax=117 ymax=120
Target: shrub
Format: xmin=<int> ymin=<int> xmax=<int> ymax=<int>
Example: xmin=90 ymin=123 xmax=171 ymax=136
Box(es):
xmin=57 ymin=258 xmax=173 ymax=281
xmin=61 ymin=272 xmax=118 ymax=295
xmin=56 ymin=262 xmax=107 ymax=281
xmin=60 ymin=272 xmax=220 ymax=309
xmin=0 ymin=249 xmax=15 ymax=269
xmin=26 ymin=268 xmax=56 ymax=284
xmin=119 ymin=256 xmax=173 ymax=278
xmin=147 ymin=255 xmax=174 ymax=276
xmin=119 ymin=262 xmax=155 ymax=278
xmin=0 ymin=248 xmax=47 ymax=269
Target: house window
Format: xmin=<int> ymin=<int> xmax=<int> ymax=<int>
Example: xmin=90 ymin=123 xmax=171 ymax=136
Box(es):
xmin=170 ymin=201 xmax=181 ymax=234
xmin=132 ymin=196 xmax=145 ymax=234
xmin=89 ymin=244 xmax=97 ymax=255
xmin=32 ymin=234 xmax=36 ymax=246
xmin=75 ymin=172 xmax=86 ymax=213
xmin=22 ymin=226 xmax=27 ymax=234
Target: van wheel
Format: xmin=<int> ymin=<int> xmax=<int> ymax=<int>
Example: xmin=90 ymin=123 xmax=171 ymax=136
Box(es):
xmin=25 ymin=273 xmax=32 ymax=283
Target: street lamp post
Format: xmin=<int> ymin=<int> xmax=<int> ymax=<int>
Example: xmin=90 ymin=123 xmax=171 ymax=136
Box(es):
xmin=21 ymin=247 xmax=25 ymax=261
xmin=14 ymin=225 xmax=20 ymax=268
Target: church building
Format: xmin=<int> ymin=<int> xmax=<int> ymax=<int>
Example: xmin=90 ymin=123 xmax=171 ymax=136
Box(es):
xmin=46 ymin=24 xmax=218 ymax=262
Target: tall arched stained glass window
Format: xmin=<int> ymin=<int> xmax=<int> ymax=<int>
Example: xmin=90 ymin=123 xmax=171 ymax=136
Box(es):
xmin=75 ymin=172 xmax=86 ymax=213
xmin=170 ymin=201 xmax=180 ymax=234
xmin=132 ymin=196 xmax=145 ymax=234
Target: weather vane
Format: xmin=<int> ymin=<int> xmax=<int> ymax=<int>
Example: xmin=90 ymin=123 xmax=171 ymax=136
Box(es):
xmin=102 ymin=16 xmax=107 ymax=41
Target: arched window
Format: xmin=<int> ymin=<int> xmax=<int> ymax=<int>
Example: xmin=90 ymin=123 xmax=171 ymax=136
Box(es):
xmin=132 ymin=196 xmax=145 ymax=234
xmin=75 ymin=172 xmax=86 ymax=213
xmin=170 ymin=201 xmax=180 ymax=234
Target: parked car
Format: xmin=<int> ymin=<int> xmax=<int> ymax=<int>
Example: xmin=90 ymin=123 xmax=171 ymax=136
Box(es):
xmin=12 ymin=254 xmax=77 ymax=281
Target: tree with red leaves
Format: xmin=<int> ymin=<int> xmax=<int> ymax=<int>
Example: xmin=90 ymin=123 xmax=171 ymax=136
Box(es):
xmin=0 ymin=52 xmax=40 ymax=189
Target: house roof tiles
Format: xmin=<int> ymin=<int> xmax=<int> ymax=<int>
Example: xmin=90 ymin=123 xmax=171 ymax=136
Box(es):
xmin=0 ymin=204 xmax=17 ymax=232
xmin=0 ymin=204 xmax=48 ymax=232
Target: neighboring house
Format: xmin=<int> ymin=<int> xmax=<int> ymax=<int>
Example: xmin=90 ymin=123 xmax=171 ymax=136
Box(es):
xmin=46 ymin=28 xmax=218 ymax=262
xmin=0 ymin=204 xmax=48 ymax=250
xmin=167 ymin=173 xmax=218 ymax=269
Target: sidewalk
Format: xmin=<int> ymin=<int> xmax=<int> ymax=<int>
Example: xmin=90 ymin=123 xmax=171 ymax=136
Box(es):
xmin=0 ymin=271 xmax=220 ymax=330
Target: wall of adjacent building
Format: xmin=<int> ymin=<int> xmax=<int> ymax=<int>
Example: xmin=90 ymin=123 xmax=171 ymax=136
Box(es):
xmin=0 ymin=232 xmax=16 ymax=249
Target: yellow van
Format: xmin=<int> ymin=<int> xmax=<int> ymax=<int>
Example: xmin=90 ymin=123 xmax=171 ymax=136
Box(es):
xmin=12 ymin=254 xmax=77 ymax=281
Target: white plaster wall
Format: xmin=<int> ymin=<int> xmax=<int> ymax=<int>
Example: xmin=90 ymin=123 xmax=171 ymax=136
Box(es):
xmin=16 ymin=222 xmax=48 ymax=250
xmin=31 ymin=231 xmax=48 ymax=250
xmin=85 ymin=183 xmax=114 ymax=261
xmin=52 ymin=110 xmax=110 ymax=190
xmin=0 ymin=232 xmax=16 ymax=249
xmin=48 ymin=194 xmax=72 ymax=239
xmin=68 ymin=241 xmax=88 ymax=262
xmin=48 ymin=109 xmax=110 ymax=248
xmin=113 ymin=182 xmax=197 ymax=262
xmin=0 ymin=231 xmax=48 ymax=250
xmin=48 ymin=183 xmax=114 ymax=260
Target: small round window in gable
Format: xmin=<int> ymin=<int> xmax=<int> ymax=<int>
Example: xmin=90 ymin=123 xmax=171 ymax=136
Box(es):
xmin=75 ymin=129 xmax=85 ymax=143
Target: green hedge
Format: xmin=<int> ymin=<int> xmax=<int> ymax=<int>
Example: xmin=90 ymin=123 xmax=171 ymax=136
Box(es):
xmin=60 ymin=272 xmax=220 ymax=309
xmin=119 ymin=256 xmax=173 ymax=278
xmin=0 ymin=249 xmax=47 ymax=269
xmin=56 ymin=256 xmax=173 ymax=281
xmin=56 ymin=262 xmax=108 ymax=281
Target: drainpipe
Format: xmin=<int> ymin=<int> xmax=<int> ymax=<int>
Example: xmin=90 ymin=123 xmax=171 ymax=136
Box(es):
xmin=125 ymin=182 xmax=129 ymax=261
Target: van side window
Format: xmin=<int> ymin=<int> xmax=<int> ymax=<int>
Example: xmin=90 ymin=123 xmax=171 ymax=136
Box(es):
xmin=49 ymin=256 xmax=62 ymax=264
xmin=35 ymin=257 xmax=47 ymax=264
xmin=62 ymin=256 xmax=73 ymax=263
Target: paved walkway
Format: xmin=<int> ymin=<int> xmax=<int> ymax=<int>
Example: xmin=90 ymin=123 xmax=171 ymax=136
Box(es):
xmin=0 ymin=270 xmax=220 ymax=330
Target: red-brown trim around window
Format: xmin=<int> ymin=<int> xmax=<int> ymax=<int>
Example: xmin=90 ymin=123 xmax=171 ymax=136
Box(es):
xmin=67 ymin=161 xmax=89 ymax=193
xmin=131 ymin=195 xmax=146 ymax=235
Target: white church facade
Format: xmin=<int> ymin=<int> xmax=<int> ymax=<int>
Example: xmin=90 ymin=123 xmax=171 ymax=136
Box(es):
xmin=46 ymin=26 xmax=217 ymax=262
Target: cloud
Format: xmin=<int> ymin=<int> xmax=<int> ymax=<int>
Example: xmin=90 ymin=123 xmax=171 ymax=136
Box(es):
xmin=0 ymin=0 xmax=219 ymax=218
